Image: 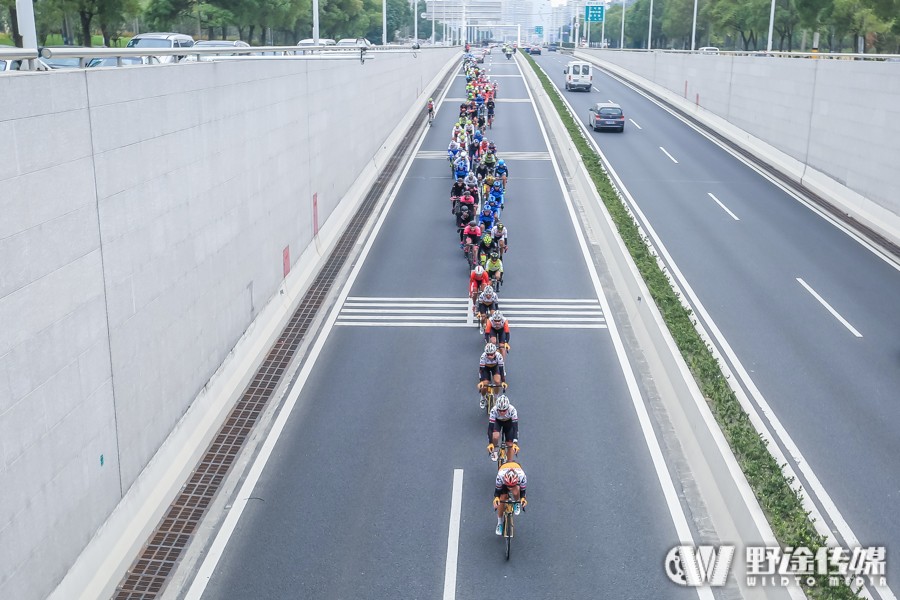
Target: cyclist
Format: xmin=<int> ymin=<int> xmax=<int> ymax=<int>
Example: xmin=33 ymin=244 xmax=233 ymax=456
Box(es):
xmin=469 ymin=264 xmax=490 ymax=304
xmin=487 ymin=394 xmax=518 ymax=462
xmin=456 ymin=206 xmax=473 ymax=242
xmin=482 ymin=149 xmax=497 ymax=174
xmin=476 ymin=285 xmax=500 ymax=330
xmin=477 ymin=232 xmax=499 ymax=265
xmin=426 ymin=97 xmax=435 ymax=122
xmin=484 ymin=309 xmax=510 ymax=357
xmin=458 ymin=100 xmax=468 ymax=119
xmin=450 ymin=175 xmax=466 ymax=199
xmin=495 ymin=159 xmax=509 ymax=189
xmin=478 ymin=342 xmax=507 ymax=409
xmin=491 ymin=221 xmax=508 ymax=255
xmin=461 ymin=220 xmax=482 ymax=262
xmin=454 ymin=152 xmax=469 ymax=179
xmin=484 ymin=251 xmax=503 ymax=287
xmin=486 ymin=97 xmax=496 ymax=127
xmin=448 ymin=140 xmax=462 ymax=165
xmin=463 ymin=170 xmax=479 ymax=192
xmin=478 ymin=206 xmax=496 ymax=232
xmin=456 ymin=189 xmax=476 ymax=217
xmin=494 ymin=462 xmax=527 ymax=533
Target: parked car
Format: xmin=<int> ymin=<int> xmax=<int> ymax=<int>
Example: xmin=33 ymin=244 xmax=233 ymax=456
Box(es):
xmin=698 ymin=46 xmax=720 ymax=54
xmin=336 ymin=38 xmax=373 ymax=48
xmin=529 ymin=45 xmax=542 ymax=55
xmin=587 ymin=102 xmax=625 ymax=132
xmin=185 ymin=39 xmax=250 ymax=60
xmin=126 ymin=32 xmax=195 ymax=62
xmin=86 ymin=56 xmax=161 ymax=67
xmin=297 ymin=38 xmax=336 ymax=46
xmin=0 ymin=57 xmax=51 ymax=72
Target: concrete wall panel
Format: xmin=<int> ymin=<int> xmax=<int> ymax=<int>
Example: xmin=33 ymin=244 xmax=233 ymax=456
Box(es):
xmin=1 ymin=48 xmax=455 ymax=600
xmin=583 ymin=50 xmax=900 ymax=220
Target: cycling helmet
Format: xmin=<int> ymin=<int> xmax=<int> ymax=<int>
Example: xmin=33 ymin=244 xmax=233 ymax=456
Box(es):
xmin=484 ymin=343 xmax=498 ymax=355
xmin=482 ymin=234 xmax=493 ymax=244
xmin=493 ymin=180 xmax=502 ymax=188
xmin=456 ymin=176 xmax=463 ymax=182
xmin=495 ymin=222 xmax=504 ymax=231
xmin=475 ymin=265 xmax=485 ymax=276
xmin=468 ymin=221 xmax=477 ymax=227
xmin=490 ymin=310 xmax=504 ymax=323
xmin=503 ymin=469 xmax=519 ymax=486
xmin=495 ymin=394 xmax=510 ymax=411
xmin=490 ymin=251 xmax=500 ymax=260
xmin=429 ymin=97 xmax=433 ymax=102
xmin=498 ymin=159 xmax=505 ymax=166
xmin=482 ymin=207 xmax=491 ymax=214
xmin=483 ymin=285 xmax=495 ymax=296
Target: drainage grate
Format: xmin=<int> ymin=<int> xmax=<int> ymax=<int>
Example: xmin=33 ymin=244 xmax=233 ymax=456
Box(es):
xmin=113 ymin=66 xmax=458 ymax=600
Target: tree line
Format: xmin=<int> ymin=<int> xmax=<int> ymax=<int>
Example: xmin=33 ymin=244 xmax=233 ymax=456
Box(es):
xmin=1 ymin=0 xmax=445 ymax=47
xmin=588 ymin=0 xmax=897 ymax=53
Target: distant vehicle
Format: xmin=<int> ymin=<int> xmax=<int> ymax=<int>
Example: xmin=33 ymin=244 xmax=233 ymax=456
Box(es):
xmin=564 ymin=60 xmax=592 ymax=91
xmin=548 ymin=43 xmax=558 ymax=52
xmin=0 ymin=57 xmax=50 ymax=72
xmin=587 ymin=102 xmax=625 ymax=132
xmin=126 ymin=32 xmax=195 ymax=63
xmin=187 ymin=39 xmax=251 ymax=60
xmin=529 ymin=45 xmax=541 ymax=55
xmin=336 ymin=38 xmax=373 ymax=48
xmin=86 ymin=56 xmax=161 ymax=67
xmin=698 ymin=46 xmax=720 ymax=54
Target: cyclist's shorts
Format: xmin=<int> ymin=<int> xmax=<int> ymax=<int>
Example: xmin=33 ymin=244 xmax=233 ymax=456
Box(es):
xmin=490 ymin=418 xmax=516 ymax=441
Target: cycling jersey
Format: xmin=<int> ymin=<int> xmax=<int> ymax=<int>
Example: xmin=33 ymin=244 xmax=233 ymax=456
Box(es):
xmin=484 ymin=258 xmax=503 ymax=274
xmin=483 ymin=152 xmax=497 ymax=166
xmin=495 ymin=463 xmax=527 ymax=497
xmin=463 ymin=173 xmax=478 ymax=187
xmin=458 ymin=194 xmax=476 ymax=208
xmin=450 ymin=181 xmax=466 ymax=197
xmin=427 ymin=102 xmax=434 ymax=111
xmin=479 ymin=350 xmax=505 ymax=369
xmin=462 ymin=225 xmax=482 ymax=242
xmin=470 ymin=269 xmax=490 ymax=290
xmin=491 ymin=225 xmax=508 ymax=241
xmin=489 ymin=403 xmax=517 ymax=423
xmin=478 ymin=211 xmax=495 ymax=230
xmin=495 ymin=164 xmax=508 ymax=177
xmin=485 ymin=317 xmax=510 ymax=344
xmin=486 ymin=100 xmax=496 ymax=114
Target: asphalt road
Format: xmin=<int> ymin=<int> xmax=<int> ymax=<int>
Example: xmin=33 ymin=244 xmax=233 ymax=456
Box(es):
xmin=534 ymin=51 xmax=900 ymax=592
xmin=192 ymin=54 xmax=701 ymax=599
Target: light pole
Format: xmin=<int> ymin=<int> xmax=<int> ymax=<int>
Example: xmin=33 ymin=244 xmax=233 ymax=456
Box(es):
xmin=313 ymin=0 xmax=319 ymax=44
xmin=647 ymin=0 xmax=653 ymax=49
xmin=413 ymin=0 xmax=417 ymax=42
xmin=383 ymin=0 xmax=387 ymax=44
xmin=690 ymin=0 xmax=698 ymax=49
xmin=766 ymin=0 xmax=776 ymax=52
xmin=619 ymin=0 xmax=626 ymax=49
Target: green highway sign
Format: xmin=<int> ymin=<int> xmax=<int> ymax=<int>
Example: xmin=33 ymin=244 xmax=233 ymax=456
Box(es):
xmin=585 ymin=4 xmax=605 ymax=22
xmin=535 ymin=25 xmax=543 ymax=34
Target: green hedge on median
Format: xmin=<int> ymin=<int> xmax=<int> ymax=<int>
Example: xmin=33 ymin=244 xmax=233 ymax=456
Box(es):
xmin=522 ymin=53 xmax=859 ymax=600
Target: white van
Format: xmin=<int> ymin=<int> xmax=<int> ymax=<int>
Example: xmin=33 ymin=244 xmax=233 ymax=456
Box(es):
xmin=564 ymin=61 xmax=592 ymax=92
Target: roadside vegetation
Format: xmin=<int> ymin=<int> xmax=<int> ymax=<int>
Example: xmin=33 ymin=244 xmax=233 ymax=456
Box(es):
xmin=0 ymin=0 xmax=442 ymax=48
xmin=522 ymin=52 xmax=860 ymax=599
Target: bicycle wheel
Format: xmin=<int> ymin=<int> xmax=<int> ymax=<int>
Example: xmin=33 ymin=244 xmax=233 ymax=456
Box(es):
xmin=504 ymin=512 xmax=513 ymax=560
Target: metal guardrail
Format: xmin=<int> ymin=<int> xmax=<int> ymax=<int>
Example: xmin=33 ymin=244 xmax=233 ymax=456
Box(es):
xmin=581 ymin=47 xmax=900 ymax=61
xmin=0 ymin=47 xmax=39 ymax=59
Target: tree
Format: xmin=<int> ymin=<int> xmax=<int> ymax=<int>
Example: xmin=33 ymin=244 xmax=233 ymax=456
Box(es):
xmin=661 ymin=0 xmax=696 ymax=47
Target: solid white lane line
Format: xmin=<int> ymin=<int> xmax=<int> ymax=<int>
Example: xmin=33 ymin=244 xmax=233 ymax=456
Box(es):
xmin=796 ymin=278 xmax=863 ymax=338
xmin=707 ymin=193 xmax=740 ymax=221
xmin=501 ymin=310 xmax=604 ymax=316
xmin=659 ymin=146 xmax=679 ymax=164
xmin=442 ymin=469 xmax=464 ymax=600
xmin=518 ymin=56 xmax=714 ymax=600
xmin=515 ymin=323 xmax=607 ymax=329
xmin=340 ymin=308 xmax=465 ymax=314
xmin=337 ymin=315 xmax=465 ymax=321
xmin=628 ymin=118 xmax=642 ymax=129
xmin=182 ymin=64 xmax=457 ymax=600
xmin=336 ymin=322 xmax=471 ymax=328
xmin=343 ymin=303 xmax=466 ymax=308
xmin=346 ymin=296 xmax=465 ymax=302
xmin=504 ymin=316 xmax=606 ymax=322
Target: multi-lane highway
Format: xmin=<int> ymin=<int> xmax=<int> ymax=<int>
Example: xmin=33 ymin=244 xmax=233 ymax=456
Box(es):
xmin=533 ymin=51 xmax=900 ymax=596
xmin=178 ymin=53 xmax=713 ymax=599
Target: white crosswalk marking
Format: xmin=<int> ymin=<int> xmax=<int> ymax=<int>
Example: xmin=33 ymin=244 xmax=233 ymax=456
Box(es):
xmin=417 ymin=150 xmax=550 ymax=161
xmin=444 ymin=97 xmax=531 ymax=103
xmin=336 ymin=297 xmax=607 ymax=329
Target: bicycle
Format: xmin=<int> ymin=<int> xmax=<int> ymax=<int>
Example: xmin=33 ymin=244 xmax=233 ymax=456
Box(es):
xmin=489 ymin=270 xmax=503 ymax=290
xmin=480 ymin=381 xmax=503 ymax=415
xmin=492 ymin=429 xmax=517 ymax=470
xmin=500 ymin=498 xmax=524 ymax=560
xmin=487 ymin=113 xmax=494 ymax=129
xmin=427 ymin=109 xmax=434 ymax=125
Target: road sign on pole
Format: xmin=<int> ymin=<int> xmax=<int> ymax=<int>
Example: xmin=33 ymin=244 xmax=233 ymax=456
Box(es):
xmin=585 ymin=4 xmax=605 ymax=22
xmin=535 ymin=25 xmax=543 ymax=35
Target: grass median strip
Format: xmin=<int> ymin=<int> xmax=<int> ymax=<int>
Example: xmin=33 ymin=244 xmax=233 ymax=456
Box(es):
xmin=522 ymin=53 xmax=858 ymax=599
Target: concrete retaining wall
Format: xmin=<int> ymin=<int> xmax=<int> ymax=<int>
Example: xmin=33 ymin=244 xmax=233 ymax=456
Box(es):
xmin=0 ymin=48 xmax=456 ymax=600
xmin=579 ymin=49 xmax=900 ymax=240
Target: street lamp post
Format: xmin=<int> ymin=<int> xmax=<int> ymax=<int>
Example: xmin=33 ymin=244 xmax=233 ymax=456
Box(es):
xmin=619 ymin=0 xmax=626 ymax=49
xmin=766 ymin=0 xmax=776 ymax=52
xmin=690 ymin=0 xmax=698 ymax=49
xmin=313 ymin=0 xmax=319 ymax=44
xmin=647 ymin=0 xmax=653 ymax=49
xmin=383 ymin=0 xmax=387 ymax=44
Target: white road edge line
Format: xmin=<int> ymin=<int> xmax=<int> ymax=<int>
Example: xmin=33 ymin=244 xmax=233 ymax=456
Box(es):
xmin=796 ymin=278 xmax=863 ymax=338
xmin=516 ymin=56 xmax=714 ymax=600
xmin=182 ymin=63 xmax=459 ymax=600
xmin=628 ymin=118 xmax=642 ymax=129
xmin=540 ymin=59 xmax=892 ymax=600
xmin=442 ymin=469 xmax=464 ymax=600
xmin=707 ymin=193 xmax=740 ymax=221
xmin=659 ymin=146 xmax=679 ymax=164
